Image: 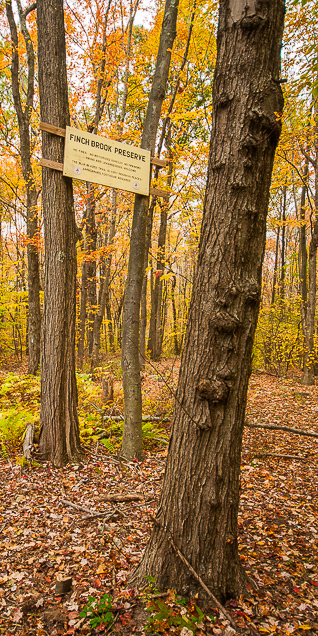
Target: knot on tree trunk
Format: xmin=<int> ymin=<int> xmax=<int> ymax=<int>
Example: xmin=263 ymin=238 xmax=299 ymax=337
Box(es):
xmin=242 ymin=278 xmax=260 ymax=302
xmin=196 ymin=378 xmax=229 ymax=403
xmin=209 ymin=309 xmax=241 ymax=333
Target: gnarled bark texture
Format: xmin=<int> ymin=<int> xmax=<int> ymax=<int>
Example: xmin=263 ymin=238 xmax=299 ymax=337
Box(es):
xmin=37 ymin=0 xmax=83 ymax=467
xmin=130 ymin=0 xmax=285 ymax=601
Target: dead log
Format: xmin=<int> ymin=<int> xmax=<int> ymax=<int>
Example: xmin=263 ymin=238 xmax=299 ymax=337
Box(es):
xmin=245 ymin=422 xmax=318 ymax=439
xmin=23 ymin=422 xmax=35 ymax=460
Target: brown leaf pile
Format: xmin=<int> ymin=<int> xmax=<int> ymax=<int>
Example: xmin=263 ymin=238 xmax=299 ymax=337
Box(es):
xmin=0 ymin=370 xmax=317 ymax=635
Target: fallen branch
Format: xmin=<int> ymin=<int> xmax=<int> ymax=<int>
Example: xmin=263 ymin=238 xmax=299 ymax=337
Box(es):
xmin=23 ymin=422 xmax=35 ymax=460
xmin=82 ymin=508 xmax=123 ymax=521
xmin=168 ymin=535 xmax=237 ymax=631
xmin=60 ymin=499 xmax=95 ymax=515
xmin=245 ymin=422 xmax=318 ymax=439
xmin=102 ymin=415 xmax=171 ymax=423
xmin=247 ymin=453 xmax=307 ymax=461
xmin=96 ymin=494 xmax=145 ymax=503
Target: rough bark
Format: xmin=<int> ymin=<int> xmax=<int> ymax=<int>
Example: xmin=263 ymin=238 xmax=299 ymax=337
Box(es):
xmin=6 ymin=0 xmax=41 ymax=375
xmin=37 ymin=0 xmax=83 ymax=467
xmin=121 ymin=0 xmax=179 ymax=460
xmin=130 ymin=0 xmax=285 ymax=601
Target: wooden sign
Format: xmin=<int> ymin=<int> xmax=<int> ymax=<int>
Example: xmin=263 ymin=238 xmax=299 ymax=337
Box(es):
xmin=63 ymin=126 xmax=151 ymax=195
xmin=39 ymin=122 xmax=170 ymax=197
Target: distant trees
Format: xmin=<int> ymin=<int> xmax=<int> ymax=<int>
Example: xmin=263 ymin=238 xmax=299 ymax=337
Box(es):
xmin=6 ymin=0 xmax=41 ymax=375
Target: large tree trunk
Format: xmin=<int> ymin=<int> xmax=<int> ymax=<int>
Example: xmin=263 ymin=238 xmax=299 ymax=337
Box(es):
xmin=6 ymin=0 xmax=41 ymax=375
xmin=37 ymin=0 xmax=83 ymax=467
xmin=121 ymin=0 xmax=179 ymax=460
xmin=130 ymin=0 xmax=285 ymax=601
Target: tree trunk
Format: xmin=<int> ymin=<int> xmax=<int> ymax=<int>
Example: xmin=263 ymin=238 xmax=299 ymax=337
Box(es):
xmin=140 ymin=9 xmax=196 ymax=367
xmin=85 ymin=184 xmax=97 ymax=356
xmin=279 ymin=185 xmax=287 ymax=301
xmin=271 ymin=219 xmax=280 ymax=305
xmin=121 ymin=0 xmax=179 ymax=460
xmin=91 ymin=189 xmax=117 ymax=368
xmin=6 ymin=0 xmax=41 ymax=375
xmin=130 ymin=0 xmax=285 ymax=600
xmin=37 ymin=0 xmax=83 ymax=467
xmin=171 ymin=275 xmax=181 ymax=355
xmin=140 ymin=197 xmax=156 ymax=368
xmin=302 ymin=103 xmax=318 ymax=386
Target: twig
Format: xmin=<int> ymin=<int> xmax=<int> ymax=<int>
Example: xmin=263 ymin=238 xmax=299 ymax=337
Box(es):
xmin=168 ymin=535 xmax=237 ymax=631
xmin=105 ymin=611 xmax=119 ymax=634
xmin=69 ymin=478 xmax=85 ymax=491
xmin=245 ymin=422 xmax=318 ymax=439
xmin=0 ymin=521 xmax=8 ymax=534
xmin=82 ymin=507 xmax=124 ymax=521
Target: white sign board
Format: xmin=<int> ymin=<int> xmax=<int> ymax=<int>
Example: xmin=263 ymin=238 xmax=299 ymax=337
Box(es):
xmin=63 ymin=126 xmax=151 ymax=195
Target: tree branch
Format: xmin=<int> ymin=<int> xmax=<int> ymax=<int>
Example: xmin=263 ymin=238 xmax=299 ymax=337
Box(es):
xmin=245 ymin=422 xmax=318 ymax=439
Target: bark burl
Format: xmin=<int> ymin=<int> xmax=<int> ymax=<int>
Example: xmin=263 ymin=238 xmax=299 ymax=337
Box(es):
xmin=131 ymin=0 xmax=285 ymax=601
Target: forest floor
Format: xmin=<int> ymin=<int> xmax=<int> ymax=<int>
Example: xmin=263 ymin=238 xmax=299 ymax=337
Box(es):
xmin=0 ymin=364 xmax=317 ymax=636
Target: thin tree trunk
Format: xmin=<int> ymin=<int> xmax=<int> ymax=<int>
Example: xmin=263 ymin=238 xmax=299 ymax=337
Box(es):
xmin=302 ymin=103 xmax=318 ymax=385
xmin=6 ymin=0 xmax=41 ymax=375
xmin=271 ymin=224 xmax=280 ymax=305
xmin=121 ymin=0 xmax=180 ymax=460
xmin=91 ymin=190 xmax=117 ymax=367
xmin=85 ymin=184 xmax=97 ymax=356
xmin=139 ymin=197 xmax=156 ymax=368
xmin=130 ymin=0 xmax=285 ymax=600
xmin=149 ymin=125 xmax=173 ymax=360
xmin=37 ymin=0 xmax=83 ymax=467
xmin=171 ymin=275 xmax=180 ymax=355
xmin=140 ymin=5 xmax=196 ymax=367
xmin=280 ymin=185 xmax=287 ymax=301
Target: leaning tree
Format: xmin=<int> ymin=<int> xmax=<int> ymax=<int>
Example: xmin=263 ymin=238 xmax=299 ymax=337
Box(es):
xmin=130 ymin=0 xmax=285 ymax=602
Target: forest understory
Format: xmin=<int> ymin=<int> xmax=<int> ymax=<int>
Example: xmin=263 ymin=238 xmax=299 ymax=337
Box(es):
xmin=0 ymin=363 xmax=317 ymax=636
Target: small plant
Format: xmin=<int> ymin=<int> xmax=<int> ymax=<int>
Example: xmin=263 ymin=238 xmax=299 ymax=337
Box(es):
xmin=146 ymin=597 xmax=205 ymax=634
xmin=100 ymin=438 xmax=115 ymax=453
xmin=0 ymin=408 xmax=36 ymax=448
xmin=143 ymin=581 xmax=207 ymax=635
xmin=79 ymin=593 xmax=114 ymax=629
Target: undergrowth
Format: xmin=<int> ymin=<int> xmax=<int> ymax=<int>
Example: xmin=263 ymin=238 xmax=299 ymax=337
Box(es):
xmin=0 ymin=368 xmax=171 ymax=457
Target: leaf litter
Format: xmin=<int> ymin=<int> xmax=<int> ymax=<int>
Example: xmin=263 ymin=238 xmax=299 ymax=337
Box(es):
xmin=0 ymin=368 xmax=317 ymax=635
